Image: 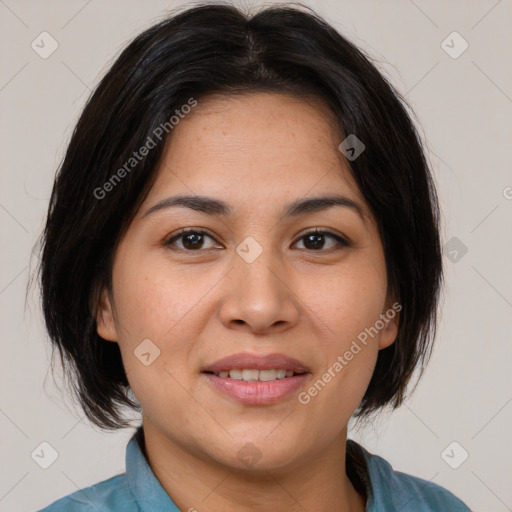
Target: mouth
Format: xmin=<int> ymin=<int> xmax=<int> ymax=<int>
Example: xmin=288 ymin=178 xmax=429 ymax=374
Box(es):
xmin=201 ymin=352 xmax=311 ymax=404
xmin=203 ymin=369 xmax=306 ymax=381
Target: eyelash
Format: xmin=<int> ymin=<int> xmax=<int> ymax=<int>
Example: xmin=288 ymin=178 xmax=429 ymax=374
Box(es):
xmin=164 ymin=228 xmax=350 ymax=253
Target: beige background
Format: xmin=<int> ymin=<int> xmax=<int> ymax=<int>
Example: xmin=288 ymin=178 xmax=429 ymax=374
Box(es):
xmin=1 ymin=1 xmax=511 ymax=511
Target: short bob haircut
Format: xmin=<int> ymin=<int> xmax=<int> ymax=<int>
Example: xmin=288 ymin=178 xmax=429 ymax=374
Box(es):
xmin=36 ymin=2 xmax=442 ymax=431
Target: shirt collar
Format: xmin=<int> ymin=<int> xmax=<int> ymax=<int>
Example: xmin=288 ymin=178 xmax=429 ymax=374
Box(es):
xmin=126 ymin=426 xmax=181 ymax=512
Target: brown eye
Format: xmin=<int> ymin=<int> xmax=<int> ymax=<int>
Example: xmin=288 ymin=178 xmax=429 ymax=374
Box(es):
xmin=293 ymin=230 xmax=349 ymax=251
xmin=165 ymin=229 xmax=220 ymax=251
xmin=164 ymin=228 xmax=349 ymax=253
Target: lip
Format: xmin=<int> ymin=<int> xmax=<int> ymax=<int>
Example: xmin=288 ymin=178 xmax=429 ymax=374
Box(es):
xmin=201 ymin=352 xmax=310 ymax=374
xmin=201 ymin=352 xmax=311 ymax=405
xmin=203 ymin=373 xmax=309 ymax=405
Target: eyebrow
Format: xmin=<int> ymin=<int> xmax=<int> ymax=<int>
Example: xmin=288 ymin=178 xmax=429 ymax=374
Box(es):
xmin=142 ymin=193 xmax=367 ymax=223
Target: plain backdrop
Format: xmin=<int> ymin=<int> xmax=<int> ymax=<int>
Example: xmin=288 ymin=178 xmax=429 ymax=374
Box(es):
xmin=0 ymin=1 xmax=511 ymax=511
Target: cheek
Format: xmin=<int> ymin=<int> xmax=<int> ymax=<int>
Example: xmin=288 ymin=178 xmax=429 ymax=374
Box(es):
xmin=295 ymin=256 xmax=386 ymax=413
xmin=297 ymin=274 xmax=383 ymax=432
xmin=296 ymin=347 xmax=377 ymax=452
xmin=112 ymin=251 xmax=210 ymax=341
xmin=303 ymin=257 xmax=387 ymax=342
xmin=111 ymin=250 xmax=228 ymax=403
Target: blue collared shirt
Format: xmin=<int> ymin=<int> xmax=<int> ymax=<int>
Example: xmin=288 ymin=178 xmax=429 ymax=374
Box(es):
xmin=36 ymin=427 xmax=470 ymax=511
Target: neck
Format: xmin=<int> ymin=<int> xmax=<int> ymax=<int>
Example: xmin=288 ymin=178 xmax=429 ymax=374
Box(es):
xmin=140 ymin=417 xmax=366 ymax=512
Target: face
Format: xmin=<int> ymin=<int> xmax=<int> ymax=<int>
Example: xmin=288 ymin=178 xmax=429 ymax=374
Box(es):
xmin=97 ymin=92 xmax=398 ymax=472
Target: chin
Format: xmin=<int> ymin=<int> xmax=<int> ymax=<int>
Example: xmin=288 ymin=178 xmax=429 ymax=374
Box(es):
xmin=205 ymin=434 xmax=305 ymax=474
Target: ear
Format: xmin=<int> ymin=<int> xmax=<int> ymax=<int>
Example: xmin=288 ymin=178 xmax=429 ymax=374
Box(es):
xmin=95 ymin=287 xmax=118 ymax=342
xmin=377 ymin=299 xmax=400 ymax=350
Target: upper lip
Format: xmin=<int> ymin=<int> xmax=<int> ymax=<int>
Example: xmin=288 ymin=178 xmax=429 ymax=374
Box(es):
xmin=202 ymin=352 xmax=310 ymax=374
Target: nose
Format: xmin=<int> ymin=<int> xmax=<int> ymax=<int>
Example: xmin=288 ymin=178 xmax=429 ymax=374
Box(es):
xmin=218 ymin=244 xmax=300 ymax=335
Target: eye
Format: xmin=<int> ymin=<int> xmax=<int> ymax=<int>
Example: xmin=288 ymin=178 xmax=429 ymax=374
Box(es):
xmin=164 ymin=229 xmax=221 ymax=251
xmin=293 ymin=229 xmax=350 ymax=251
xmin=164 ymin=228 xmax=349 ymax=253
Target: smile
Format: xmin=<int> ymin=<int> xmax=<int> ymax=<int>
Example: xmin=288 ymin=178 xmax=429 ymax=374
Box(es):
xmin=201 ymin=352 xmax=311 ymax=404
xmin=209 ymin=369 xmax=304 ymax=381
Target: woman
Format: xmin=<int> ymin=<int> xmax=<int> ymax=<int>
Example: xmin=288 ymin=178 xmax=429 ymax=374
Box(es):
xmin=35 ymin=3 xmax=470 ymax=511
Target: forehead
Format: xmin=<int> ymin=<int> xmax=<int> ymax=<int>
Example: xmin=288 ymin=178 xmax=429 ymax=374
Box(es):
xmin=142 ymin=92 xmax=366 ymax=215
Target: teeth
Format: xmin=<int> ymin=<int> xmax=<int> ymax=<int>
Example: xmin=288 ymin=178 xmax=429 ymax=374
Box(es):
xmin=229 ymin=369 xmax=243 ymax=380
xmin=259 ymin=369 xmax=277 ymax=381
xmin=214 ymin=369 xmax=299 ymax=381
xmin=241 ymin=369 xmax=259 ymax=381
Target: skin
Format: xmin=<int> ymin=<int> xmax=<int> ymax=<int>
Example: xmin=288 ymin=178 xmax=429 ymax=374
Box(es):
xmin=96 ymin=92 xmax=399 ymax=512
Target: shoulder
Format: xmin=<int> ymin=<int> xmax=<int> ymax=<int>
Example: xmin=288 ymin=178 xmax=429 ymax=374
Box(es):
xmin=35 ymin=472 xmax=139 ymax=512
xmin=355 ymin=443 xmax=471 ymax=511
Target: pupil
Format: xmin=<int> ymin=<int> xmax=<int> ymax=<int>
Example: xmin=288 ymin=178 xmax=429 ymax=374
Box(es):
xmin=181 ymin=233 xmax=326 ymax=251
xmin=184 ymin=233 xmax=202 ymax=249
xmin=306 ymin=233 xmax=324 ymax=250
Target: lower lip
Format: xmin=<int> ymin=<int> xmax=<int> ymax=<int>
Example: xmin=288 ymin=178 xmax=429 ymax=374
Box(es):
xmin=203 ymin=373 xmax=309 ymax=405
